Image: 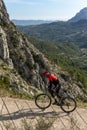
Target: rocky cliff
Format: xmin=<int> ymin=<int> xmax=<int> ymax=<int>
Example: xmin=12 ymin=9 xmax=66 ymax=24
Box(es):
xmin=0 ymin=0 xmax=51 ymax=97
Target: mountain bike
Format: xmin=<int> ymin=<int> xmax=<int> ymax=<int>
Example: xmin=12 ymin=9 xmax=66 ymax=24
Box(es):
xmin=35 ymin=86 xmax=77 ymax=113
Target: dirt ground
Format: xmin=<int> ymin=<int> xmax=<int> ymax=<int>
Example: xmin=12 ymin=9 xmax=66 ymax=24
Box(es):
xmin=0 ymin=97 xmax=87 ymax=130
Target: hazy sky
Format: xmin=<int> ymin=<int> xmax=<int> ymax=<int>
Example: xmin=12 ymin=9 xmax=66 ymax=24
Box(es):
xmin=4 ymin=0 xmax=87 ymax=20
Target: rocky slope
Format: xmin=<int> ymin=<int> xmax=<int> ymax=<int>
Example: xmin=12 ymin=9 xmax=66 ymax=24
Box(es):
xmin=0 ymin=0 xmax=51 ymax=96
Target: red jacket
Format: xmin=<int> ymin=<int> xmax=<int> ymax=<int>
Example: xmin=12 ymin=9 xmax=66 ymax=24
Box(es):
xmin=47 ymin=74 xmax=58 ymax=81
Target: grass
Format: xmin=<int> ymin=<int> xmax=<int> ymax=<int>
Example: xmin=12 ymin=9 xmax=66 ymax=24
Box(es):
xmin=4 ymin=121 xmax=13 ymax=130
xmin=21 ymin=117 xmax=55 ymax=130
xmin=35 ymin=117 xmax=54 ymax=130
xmin=0 ymin=86 xmax=34 ymax=100
xmin=77 ymin=101 xmax=87 ymax=108
xmin=21 ymin=119 xmax=33 ymax=130
xmin=0 ymin=61 xmax=39 ymax=99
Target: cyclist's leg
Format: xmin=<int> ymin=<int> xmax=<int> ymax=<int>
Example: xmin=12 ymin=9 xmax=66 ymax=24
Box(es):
xmin=55 ymin=83 xmax=61 ymax=94
xmin=48 ymin=86 xmax=57 ymax=104
xmin=55 ymin=83 xmax=62 ymax=103
xmin=48 ymin=85 xmax=54 ymax=98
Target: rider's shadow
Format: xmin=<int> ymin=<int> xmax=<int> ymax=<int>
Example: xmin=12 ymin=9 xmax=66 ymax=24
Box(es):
xmin=0 ymin=108 xmax=68 ymax=121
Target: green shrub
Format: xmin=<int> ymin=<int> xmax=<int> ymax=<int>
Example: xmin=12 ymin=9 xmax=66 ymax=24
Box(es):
xmin=0 ymin=76 xmax=10 ymax=89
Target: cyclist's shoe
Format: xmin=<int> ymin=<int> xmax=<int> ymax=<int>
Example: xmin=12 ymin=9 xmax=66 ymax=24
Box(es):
xmin=61 ymin=101 xmax=65 ymax=106
xmin=52 ymin=100 xmax=58 ymax=105
xmin=52 ymin=102 xmax=57 ymax=105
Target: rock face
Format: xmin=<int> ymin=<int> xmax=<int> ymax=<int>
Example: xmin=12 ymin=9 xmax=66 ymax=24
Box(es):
xmin=0 ymin=0 xmax=9 ymax=24
xmin=0 ymin=26 xmax=9 ymax=59
xmin=0 ymin=0 xmax=50 ymax=91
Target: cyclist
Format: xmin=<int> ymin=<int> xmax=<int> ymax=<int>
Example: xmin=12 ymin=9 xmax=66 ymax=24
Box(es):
xmin=43 ymin=71 xmax=61 ymax=105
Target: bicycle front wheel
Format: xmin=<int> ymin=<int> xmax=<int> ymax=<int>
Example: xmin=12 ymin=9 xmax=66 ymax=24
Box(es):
xmin=60 ymin=97 xmax=77 ymax=113
xmin=35 ymin=93 xmax=51 ymax=109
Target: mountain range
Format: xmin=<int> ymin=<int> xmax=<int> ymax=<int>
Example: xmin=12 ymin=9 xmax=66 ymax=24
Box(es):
xmin=17 ymin=8 xmax=87 ymax=48
xmin=18 ymin=19 xmax=87 ymax=48
xmin=12 ymin=19 xmax=55 ymax=26
xmin=17 ymin=7 xmax=87 ymax=95
xmin=13 ymin=7 xmax=87 ymax=26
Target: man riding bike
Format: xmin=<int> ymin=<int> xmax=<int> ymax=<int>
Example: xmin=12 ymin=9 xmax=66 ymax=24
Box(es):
xmin=43 ymin=71 xmax=61 ymax=105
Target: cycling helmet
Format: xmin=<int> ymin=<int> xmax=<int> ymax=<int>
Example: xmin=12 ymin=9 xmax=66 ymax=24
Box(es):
xmin=43 ymin=71 xmax=49 ymax=76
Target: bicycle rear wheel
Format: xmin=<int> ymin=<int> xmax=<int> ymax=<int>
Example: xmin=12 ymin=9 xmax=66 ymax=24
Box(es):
xmin=35 ymin=93 xmax=51 ymax=109
xmin=60 ymin=97 xmax=77 ymax=113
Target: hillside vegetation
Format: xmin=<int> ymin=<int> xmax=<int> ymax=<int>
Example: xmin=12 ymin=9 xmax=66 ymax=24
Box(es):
xmin=18 ymin=19 xmax=87 ymax=93
xmin=27 ymin=36 xmax=87 ymax=91
xmin=18 ymin=19 xmax=87 ymax=48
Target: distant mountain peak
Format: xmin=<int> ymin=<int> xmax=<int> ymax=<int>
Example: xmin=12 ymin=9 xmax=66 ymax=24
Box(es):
xmin=80 ymin=7 xmax=87 ymax=12
xmin=68 ymin=7 xmax=87 ymax=22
